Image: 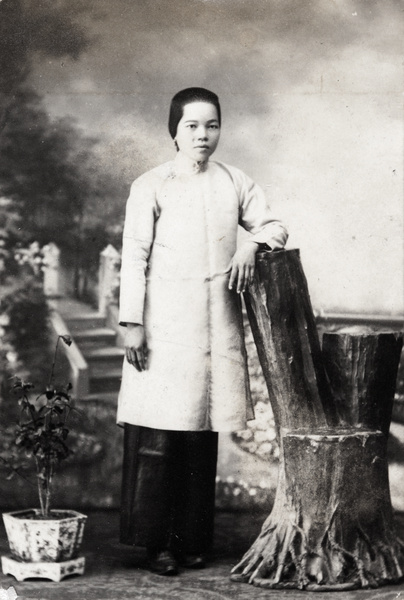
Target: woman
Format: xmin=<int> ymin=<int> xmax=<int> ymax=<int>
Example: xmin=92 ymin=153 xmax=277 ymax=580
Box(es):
xmin=118 ymin=87 xmax=288 ymax=575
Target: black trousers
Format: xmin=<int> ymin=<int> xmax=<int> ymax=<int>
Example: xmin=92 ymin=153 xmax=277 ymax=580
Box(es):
xmin=120 ymin=424 xmax=218 ymax=553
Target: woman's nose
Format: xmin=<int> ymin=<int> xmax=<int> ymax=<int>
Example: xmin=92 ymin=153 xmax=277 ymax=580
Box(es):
xmin=197 ymin=127 xmax=208 ymax=140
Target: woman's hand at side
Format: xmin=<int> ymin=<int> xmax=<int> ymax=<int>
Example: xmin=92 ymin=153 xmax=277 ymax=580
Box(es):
xmin=124 ymin=323 xmax=148 ymax=371
xmin=228 ymin=241 xmax=259 ymax=293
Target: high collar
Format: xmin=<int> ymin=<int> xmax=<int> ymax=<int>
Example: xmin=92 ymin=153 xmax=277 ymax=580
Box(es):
xmin=171 ymin=151 xmax=209 ymax=176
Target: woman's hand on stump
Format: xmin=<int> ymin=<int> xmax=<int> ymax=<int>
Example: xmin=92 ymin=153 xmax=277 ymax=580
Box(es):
xmin=124 ymin=323 xmax=148 ymax=371
xmin=228 ymin=241 xmax=259 ymax=293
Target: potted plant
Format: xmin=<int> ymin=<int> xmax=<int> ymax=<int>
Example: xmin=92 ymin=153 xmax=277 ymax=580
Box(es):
xmin=1 ymin=335 xmax=87 ymax=582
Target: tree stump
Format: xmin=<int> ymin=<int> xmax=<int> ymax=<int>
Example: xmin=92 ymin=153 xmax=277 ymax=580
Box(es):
xmin=322 ymin=331 xmax=403 ymax=437
xmin=242 ymin=249 xmax=336 ymax=432
xmin=250 ymin=428 xmax=404 ymax=590
xmin=231 ymin=250 xmax=404 ymax=589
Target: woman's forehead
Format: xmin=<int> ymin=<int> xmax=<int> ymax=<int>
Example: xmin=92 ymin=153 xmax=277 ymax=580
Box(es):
xmin=181 ymin=101 xmax=219 ymax=121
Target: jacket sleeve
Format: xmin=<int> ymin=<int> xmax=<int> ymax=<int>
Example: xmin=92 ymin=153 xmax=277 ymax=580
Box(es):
xmin=236 ymin=169 xmax=288 ymax=250
xmin=119 ymin=175 xmax=159 ymax=326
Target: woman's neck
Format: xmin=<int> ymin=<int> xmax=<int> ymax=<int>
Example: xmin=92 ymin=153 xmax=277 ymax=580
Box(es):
xmin=174 ymin=151 xmax=209 ymax=174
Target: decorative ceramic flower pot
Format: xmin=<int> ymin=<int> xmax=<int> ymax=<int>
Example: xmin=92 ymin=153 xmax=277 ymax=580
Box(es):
xmin=2 ymin=509 xmax=87 ymax=563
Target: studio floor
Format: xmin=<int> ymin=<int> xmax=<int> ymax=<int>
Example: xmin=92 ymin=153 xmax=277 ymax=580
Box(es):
xmin=1 ymin=510 xmax=404 ymax=600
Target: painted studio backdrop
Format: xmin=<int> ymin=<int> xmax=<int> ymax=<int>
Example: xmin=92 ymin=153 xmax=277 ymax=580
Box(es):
xmin=0 ymin=0 xmax=403 ymax=511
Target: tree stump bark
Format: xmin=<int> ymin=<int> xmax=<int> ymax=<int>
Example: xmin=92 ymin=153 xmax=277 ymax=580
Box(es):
xmin=231 ymin=250 xmax=404 ymax=589
xmin=251 ymin=429 xmax=403 ymax=590
xmin=242 ymin=249 xmax=336 ymax=432
xmin=322 ymin=331 xmax=403 ymax=437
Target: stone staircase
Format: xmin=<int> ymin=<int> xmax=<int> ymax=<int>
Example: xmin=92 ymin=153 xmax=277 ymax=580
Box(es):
xmin=55 ymin=298 xmax=124 ymax=401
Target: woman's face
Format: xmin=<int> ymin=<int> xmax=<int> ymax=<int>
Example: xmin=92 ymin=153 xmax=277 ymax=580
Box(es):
xmin=175 ymin=101 xmax=220 ymax=162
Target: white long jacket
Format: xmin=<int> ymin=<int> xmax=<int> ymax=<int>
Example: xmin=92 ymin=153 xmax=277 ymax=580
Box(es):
xmin=117 ymin=152 xmax=288 ymax=432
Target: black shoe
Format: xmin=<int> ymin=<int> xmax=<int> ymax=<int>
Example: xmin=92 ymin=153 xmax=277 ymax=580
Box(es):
xmin=179 ymin=553 xmax=206 ymax=569
xmin=147 ymin=549 xmax=179 ymax=576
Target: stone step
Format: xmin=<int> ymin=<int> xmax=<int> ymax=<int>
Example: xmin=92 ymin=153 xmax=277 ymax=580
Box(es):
xmin=84 ymin=348 xmax=125 ymax=376
xmin=80 ymin=391 xmax=119 ymax=404
xmin=66 ymin=314 xmax=106 ymax=332
xmin=73 ymin=328 xmax=117 ymax=347
xmin=90 ymin=368 xmax=122 ymax=393
xmin=84 ymin=347 xmax=125 ymax=361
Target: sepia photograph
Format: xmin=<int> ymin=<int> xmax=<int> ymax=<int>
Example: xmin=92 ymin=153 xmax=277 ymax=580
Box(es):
xmin=0 ymin=1 xmax=403 ymax=599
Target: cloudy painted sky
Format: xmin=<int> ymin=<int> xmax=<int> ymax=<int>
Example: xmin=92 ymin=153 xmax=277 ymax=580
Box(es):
xmin=24 ymin=0 xmax=404 ymax=313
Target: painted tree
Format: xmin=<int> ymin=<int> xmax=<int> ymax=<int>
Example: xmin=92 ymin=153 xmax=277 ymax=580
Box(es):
xmin=0 ymin=0 xmax=89 ymax=131
xmin=0 ymin=0 xmax=126 ymax=296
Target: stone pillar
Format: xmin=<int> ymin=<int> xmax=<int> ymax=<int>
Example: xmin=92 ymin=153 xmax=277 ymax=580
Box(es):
xmin=42 ymin=243 xmax=61 ymax=297
xmin=98 ymin=245 xmax=120 ymax=316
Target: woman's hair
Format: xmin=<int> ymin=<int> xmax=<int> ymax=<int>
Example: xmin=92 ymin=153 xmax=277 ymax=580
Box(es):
xmin=168 ymin=87 xmax=221 ymax=139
